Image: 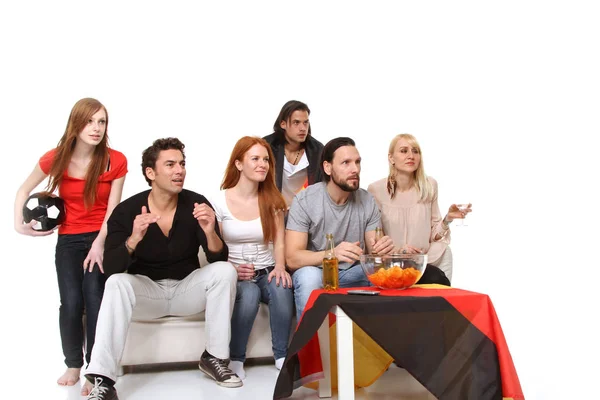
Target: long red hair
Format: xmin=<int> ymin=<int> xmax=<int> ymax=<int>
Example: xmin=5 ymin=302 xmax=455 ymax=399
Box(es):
xmin=46 ymin=98 xmax=110 ymax=209
xmin=221 ymin=136 xmax=286 ymax=243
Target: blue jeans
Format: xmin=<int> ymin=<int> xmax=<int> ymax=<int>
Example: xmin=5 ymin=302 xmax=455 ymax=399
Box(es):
xmin=292 ymin=263 xmax=370 ymax=320
xmin=229 ymin=272 xmax=294 ymax=361
xmin=55 ymin=232 xmax=106 ymax=368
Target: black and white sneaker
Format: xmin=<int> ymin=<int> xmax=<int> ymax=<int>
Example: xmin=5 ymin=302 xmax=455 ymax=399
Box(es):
xmin=86 ymin=377 xmax=119 ymax=400
xmin=199 ymin=350 xmax=243 ymax=388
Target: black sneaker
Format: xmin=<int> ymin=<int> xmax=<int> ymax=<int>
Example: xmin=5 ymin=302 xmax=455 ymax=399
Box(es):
xmin=86 ymin=377 xmax=119 ymax=400
xmin=199 ymin=350 xmax=243 ymax=388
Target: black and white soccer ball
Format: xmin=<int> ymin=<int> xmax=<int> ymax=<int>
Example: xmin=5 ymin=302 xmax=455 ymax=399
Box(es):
xmin=22 ymin=192 xmax=66 ymax=231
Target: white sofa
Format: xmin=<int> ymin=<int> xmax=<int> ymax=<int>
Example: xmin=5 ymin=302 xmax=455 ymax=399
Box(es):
xmin=116 ymin=248 xmax=451 ymax=375
xmin=119 ymin=304 xmax=274 ymax=374
xmin=117 ymin=251 xmax=276 ymax=375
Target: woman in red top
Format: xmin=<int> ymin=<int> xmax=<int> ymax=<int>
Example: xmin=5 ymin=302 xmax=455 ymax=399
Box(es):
xmin=13 ymin=98 xmax=127 ymax=395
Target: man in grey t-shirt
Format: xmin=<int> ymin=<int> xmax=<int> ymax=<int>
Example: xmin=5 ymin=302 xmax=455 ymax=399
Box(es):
xmin=285 ymin=137 xmax=395 ymax=319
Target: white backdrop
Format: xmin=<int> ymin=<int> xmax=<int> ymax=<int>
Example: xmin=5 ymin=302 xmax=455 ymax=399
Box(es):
xmin=1 ymin=2 xmax=598 ymax=399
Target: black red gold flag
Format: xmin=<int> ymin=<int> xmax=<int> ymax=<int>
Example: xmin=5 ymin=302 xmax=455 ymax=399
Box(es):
xmin=273 ymin=285 xmax=524 ymax=400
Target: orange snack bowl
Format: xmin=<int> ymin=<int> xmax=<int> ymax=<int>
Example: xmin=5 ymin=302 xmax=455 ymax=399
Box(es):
xmin=359 ymin=253 xmax=428 ymax=290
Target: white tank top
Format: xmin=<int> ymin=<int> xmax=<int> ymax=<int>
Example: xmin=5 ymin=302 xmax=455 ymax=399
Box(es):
xmin=210 ymin=190 xmax=275 ymax=270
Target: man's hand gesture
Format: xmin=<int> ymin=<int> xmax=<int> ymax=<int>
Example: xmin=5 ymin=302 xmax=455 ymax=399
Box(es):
xmin=128 ymin=206 xmax=160 ymax=248
xmin=193 ymin=203 xmax=216 ymax=235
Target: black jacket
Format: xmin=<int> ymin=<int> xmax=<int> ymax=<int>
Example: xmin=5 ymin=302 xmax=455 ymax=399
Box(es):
xmin=263 ymin=132 xmax=324 ymax=191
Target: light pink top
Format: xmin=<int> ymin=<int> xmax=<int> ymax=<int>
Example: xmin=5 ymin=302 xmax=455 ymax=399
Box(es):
xmin=367 ymin=176 xmax=450 ymax=264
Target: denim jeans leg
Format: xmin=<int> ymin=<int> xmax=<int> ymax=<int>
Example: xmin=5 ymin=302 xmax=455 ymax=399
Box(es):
xmin=339 ymin=263 xmax=371 ymax=288
xmin=291 ymin=266 xmax=323 ymax=321
xmin=256 ymin=274 xmax=294 ymax=360
xmin=82 ymin=262 xmax=106 ymax=366
xmin=55 ymin=234 xmax=87 ymax=368
xmin=229 ymin=281 xmax=261 ymax=362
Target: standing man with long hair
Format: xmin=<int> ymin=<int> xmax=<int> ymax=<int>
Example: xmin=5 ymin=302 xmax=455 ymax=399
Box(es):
xmin=212 ymin=136 xmax=293 ymax=379
xmin=263 ymin=100 xmax=324 ymax=207
xmin=14 ymin=98 xmax=127 ymax=395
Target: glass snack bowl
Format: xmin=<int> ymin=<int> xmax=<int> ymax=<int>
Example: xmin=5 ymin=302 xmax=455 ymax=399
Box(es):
xmin=359 ymin=253 xmax=428 ymax=290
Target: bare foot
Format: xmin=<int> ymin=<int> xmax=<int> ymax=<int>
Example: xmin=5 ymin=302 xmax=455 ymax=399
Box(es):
xmin=57 ymin=368 xmax=80 ymax=386
xmin=81 ymin=379 xmax=93 ymax=396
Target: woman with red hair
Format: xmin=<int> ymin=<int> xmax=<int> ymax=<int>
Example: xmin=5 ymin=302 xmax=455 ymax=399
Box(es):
xmin=211 ymin=136 xmax=293 ymax=379
xmin=13 ymin=98 xmax=127 ymax=394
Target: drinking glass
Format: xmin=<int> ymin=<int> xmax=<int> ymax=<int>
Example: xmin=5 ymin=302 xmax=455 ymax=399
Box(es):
xmin=242 ymin=243 xmax=259 ymax=282
xmin=456 ymin=203 xmax=470 ymax=227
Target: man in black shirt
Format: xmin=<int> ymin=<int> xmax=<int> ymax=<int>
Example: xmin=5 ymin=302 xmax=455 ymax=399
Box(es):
xmin=84 ymin=138 xmax=241 ymax=400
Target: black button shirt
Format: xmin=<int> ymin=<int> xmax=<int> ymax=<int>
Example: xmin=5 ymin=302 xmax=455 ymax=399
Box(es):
xmin=103 ymin=189 xmax=228 ymax=281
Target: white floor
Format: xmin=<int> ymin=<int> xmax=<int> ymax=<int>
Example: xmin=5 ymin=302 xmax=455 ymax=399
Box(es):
xmin=49 ymin=361 xmax=435 ymax=400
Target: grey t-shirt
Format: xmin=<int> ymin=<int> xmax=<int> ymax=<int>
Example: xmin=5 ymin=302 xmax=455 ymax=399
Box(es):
xmin=286 ymin=182 xmax=381 ymax=270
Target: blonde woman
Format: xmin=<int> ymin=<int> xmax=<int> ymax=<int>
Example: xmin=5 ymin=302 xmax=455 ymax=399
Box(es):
xmin=367 ymin=134 xmax=471 ymax=284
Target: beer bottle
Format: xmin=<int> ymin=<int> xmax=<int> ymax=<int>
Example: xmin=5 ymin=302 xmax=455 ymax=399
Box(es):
xmin=374 ymin=227 xmax=384 ymax=267
xmin=375 ymin=227 xmax=384 ymax=246
xmin=322 ymin=233 xmax=339 ymax=291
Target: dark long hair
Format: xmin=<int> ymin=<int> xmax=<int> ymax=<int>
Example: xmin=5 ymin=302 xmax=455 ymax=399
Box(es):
xmin=272 ymin=100 xmax=311 ymax=144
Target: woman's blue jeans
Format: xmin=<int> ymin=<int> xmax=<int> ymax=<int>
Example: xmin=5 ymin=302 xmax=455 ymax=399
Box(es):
xmin=55 ymin=231 xmax=106 ymax=368
xmin=229 ymin=273 xmax=294 ymax=362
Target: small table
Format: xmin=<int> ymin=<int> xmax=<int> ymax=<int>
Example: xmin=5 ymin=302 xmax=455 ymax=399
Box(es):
xmin=315 ymin=305 xmax=355 ymax=399
xmin=273 ymin=285 xmax=524 ymax=400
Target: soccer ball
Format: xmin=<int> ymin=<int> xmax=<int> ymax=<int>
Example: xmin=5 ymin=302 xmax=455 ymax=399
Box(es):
xmin=22 ymin=192 xmax=66 ymax=231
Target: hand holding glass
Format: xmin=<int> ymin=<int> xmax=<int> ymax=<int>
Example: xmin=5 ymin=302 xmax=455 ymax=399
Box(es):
xmin=455 ymin=203 xmax=471 ymax=227
xmin=242 ymin=243 xmax=259 ymax=282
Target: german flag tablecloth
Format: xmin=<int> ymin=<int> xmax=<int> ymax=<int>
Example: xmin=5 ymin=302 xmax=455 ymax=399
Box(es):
xmin=273 ymin=285 xmax=524 ymax=400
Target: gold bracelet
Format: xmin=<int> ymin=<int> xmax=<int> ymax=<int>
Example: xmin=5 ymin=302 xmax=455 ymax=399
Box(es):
xmin=125 ymin=237 xmax=135 ymax=253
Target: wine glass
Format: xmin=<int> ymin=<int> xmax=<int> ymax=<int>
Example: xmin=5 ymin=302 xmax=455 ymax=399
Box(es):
xmin=455 ymin=203 xmax=470 ymax=227
xmin=242 ymin=243 xmax=259 ymax=282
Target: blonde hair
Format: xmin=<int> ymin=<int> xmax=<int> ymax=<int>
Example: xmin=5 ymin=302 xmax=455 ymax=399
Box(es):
xmin=387 ymin=133 xmax=434 ymax=203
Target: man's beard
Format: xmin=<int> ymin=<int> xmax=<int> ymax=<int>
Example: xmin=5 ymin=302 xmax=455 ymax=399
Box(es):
xmin=331 ymin=171 xmax=360 ymax=192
